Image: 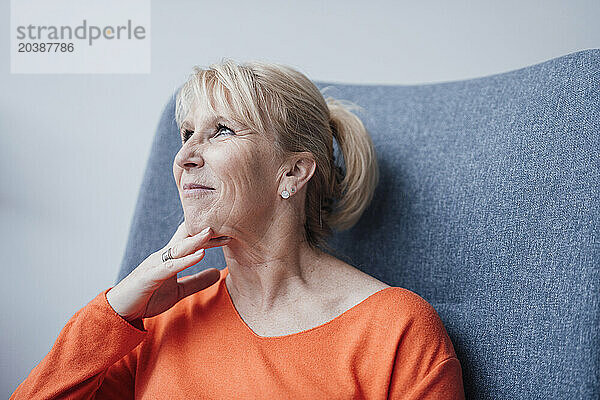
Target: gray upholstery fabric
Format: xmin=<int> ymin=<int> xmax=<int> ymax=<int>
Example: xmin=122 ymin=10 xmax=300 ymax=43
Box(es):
xmin=117 ymin=49 xmax=599 ymax=399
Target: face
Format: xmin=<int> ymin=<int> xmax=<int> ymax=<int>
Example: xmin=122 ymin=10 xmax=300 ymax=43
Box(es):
xmin=173 ymin=101 xmax=283 ymax=240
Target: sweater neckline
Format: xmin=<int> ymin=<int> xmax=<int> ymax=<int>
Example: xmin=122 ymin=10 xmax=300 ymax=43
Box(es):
xmin=219 ymin=266 xmax=395 ymax=340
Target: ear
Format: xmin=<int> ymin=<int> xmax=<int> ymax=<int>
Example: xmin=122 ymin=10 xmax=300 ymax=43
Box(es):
xmin=278 ymin=152 xmax=316 ymax=196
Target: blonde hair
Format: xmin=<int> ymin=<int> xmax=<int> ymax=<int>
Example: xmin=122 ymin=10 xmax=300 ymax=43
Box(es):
xmin=175 ymin=59 xmax=379 ymax=254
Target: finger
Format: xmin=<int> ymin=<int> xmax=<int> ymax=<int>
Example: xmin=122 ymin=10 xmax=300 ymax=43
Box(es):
xmin=179 ymin=235 xmax=232 ymax=258
xmin=167 ymin=221 xmax=191 ymax=246
xmin=204 ymin=235 xmax=233 ymax=249
xmin=177 ymin=268 xmax=221 ymax=300
xmin=168 ymin=226 xmax=213 ymax=259
xmin=158 ymin=247 xmax=207 ymax=280
xmin=155 ymin=235 xmax=230 ymax=282
xmin=172 ymin=227 xmax=233 ymax=259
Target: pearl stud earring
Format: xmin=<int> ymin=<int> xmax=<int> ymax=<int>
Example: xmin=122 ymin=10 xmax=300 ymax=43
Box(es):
xmin=281 ymin=190 xmax=290 ymax=199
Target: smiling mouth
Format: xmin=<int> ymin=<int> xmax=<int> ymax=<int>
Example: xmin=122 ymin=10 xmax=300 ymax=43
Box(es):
xmin=183 ymin=183 xmax=215 ymax=190
xmin=183 ymin=188 xmax=215 ymax=197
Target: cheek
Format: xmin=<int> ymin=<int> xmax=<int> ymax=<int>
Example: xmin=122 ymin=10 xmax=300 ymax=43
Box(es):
xmin=173 ymin=163 xmax=183 ymax=188
xmin=216 ymin=145 xmax=275 ymax=196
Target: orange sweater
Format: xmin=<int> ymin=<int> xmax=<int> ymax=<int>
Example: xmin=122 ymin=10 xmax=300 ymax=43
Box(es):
xmin=11 ymin=267 xmax=465 ymax=399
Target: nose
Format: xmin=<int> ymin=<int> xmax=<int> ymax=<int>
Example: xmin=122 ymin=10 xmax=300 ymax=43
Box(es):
xmin=175 ymin=143 xmax=205 ymax=170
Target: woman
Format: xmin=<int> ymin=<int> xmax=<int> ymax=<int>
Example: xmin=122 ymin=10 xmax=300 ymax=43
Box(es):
xmin=11 ymin=60 xmax=465 ymax=399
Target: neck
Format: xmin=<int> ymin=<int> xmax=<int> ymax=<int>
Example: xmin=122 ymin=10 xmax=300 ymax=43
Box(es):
xmin=222 ymin=235 xmax=327 ymax=313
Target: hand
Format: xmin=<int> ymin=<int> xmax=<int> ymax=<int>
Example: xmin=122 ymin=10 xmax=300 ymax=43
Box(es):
xmin=106 ymin=222 xmax=231 ymax=323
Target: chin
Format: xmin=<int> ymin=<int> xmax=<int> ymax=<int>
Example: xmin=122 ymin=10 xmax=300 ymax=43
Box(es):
xmin=183 ymin=218 xmax=204 ymax=235
xmin=184 ymin=217 xmax=220 ymax=236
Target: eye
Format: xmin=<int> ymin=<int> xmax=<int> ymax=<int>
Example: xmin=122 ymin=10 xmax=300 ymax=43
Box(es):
xmin=213 ymin=123 xmax=235 ymax=138
xmin=181 ymin=123 xmax=236 ymax=144
xmin=181 ymin=128 xmax=194 ymax=143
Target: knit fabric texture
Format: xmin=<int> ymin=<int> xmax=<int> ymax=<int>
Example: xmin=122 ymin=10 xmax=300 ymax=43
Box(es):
xmin=11 ymin=267 xmax=464 ymax=399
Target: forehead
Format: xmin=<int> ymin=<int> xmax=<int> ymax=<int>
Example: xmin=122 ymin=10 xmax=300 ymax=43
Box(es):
xmin=182 ymin=99 xmax=238 ymax=128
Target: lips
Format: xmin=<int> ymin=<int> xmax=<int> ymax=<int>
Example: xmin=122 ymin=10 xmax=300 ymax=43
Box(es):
xmin=183 ymin=183 xmax=215 ymax=190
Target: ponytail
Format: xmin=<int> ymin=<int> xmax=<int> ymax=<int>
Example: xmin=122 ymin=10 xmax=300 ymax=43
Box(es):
xmin=323 ymin=96 xmax=380 ymax=232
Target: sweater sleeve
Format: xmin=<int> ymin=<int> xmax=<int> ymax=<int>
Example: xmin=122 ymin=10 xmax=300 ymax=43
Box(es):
xmin=388 ymin=356 xmax=465 ymax=400
xmin=10 ymin=287 xmax=148 ymax=400
xmin=386 ymin=292 xmax=466 ymax=400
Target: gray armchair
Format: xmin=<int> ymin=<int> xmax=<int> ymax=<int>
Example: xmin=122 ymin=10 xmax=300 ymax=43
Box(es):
xmin=117 ymin=49 xmax=599 ymax=399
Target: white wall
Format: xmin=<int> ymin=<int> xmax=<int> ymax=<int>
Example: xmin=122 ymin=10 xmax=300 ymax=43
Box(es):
xmin=2 ymin=0 xmax=598 ymax=396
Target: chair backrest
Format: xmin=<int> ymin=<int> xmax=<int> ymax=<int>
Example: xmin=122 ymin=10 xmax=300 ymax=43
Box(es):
xmin=118 ymin=49 xmax=599 ymax=399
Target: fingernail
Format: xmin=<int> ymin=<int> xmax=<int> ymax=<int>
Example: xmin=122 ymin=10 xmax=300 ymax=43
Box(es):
xmin=201 ymin=227 xmax=211 ymax=235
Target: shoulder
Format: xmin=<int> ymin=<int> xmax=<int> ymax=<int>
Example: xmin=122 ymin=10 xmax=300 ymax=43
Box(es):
xmin=335 ymin=263 xmax=440 ymax=323
xmin=386 ymin=286 xmax=439 ymax=316
xmin=377 ymin=286 xmax=448 ymax=329
xmin=324 ymin=260 xmax=446 ymax=331
xmin=376 ymin=287 xmax=458 ymax=359
xmin=384 ymin=290 xmax=465 ymax=398
xmin=334 ymin=283 xmax=458 ymax=368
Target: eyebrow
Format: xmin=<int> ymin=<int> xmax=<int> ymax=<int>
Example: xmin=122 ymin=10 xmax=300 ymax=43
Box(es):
xmin=181 ymin=115 xmax=236 ymax=131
